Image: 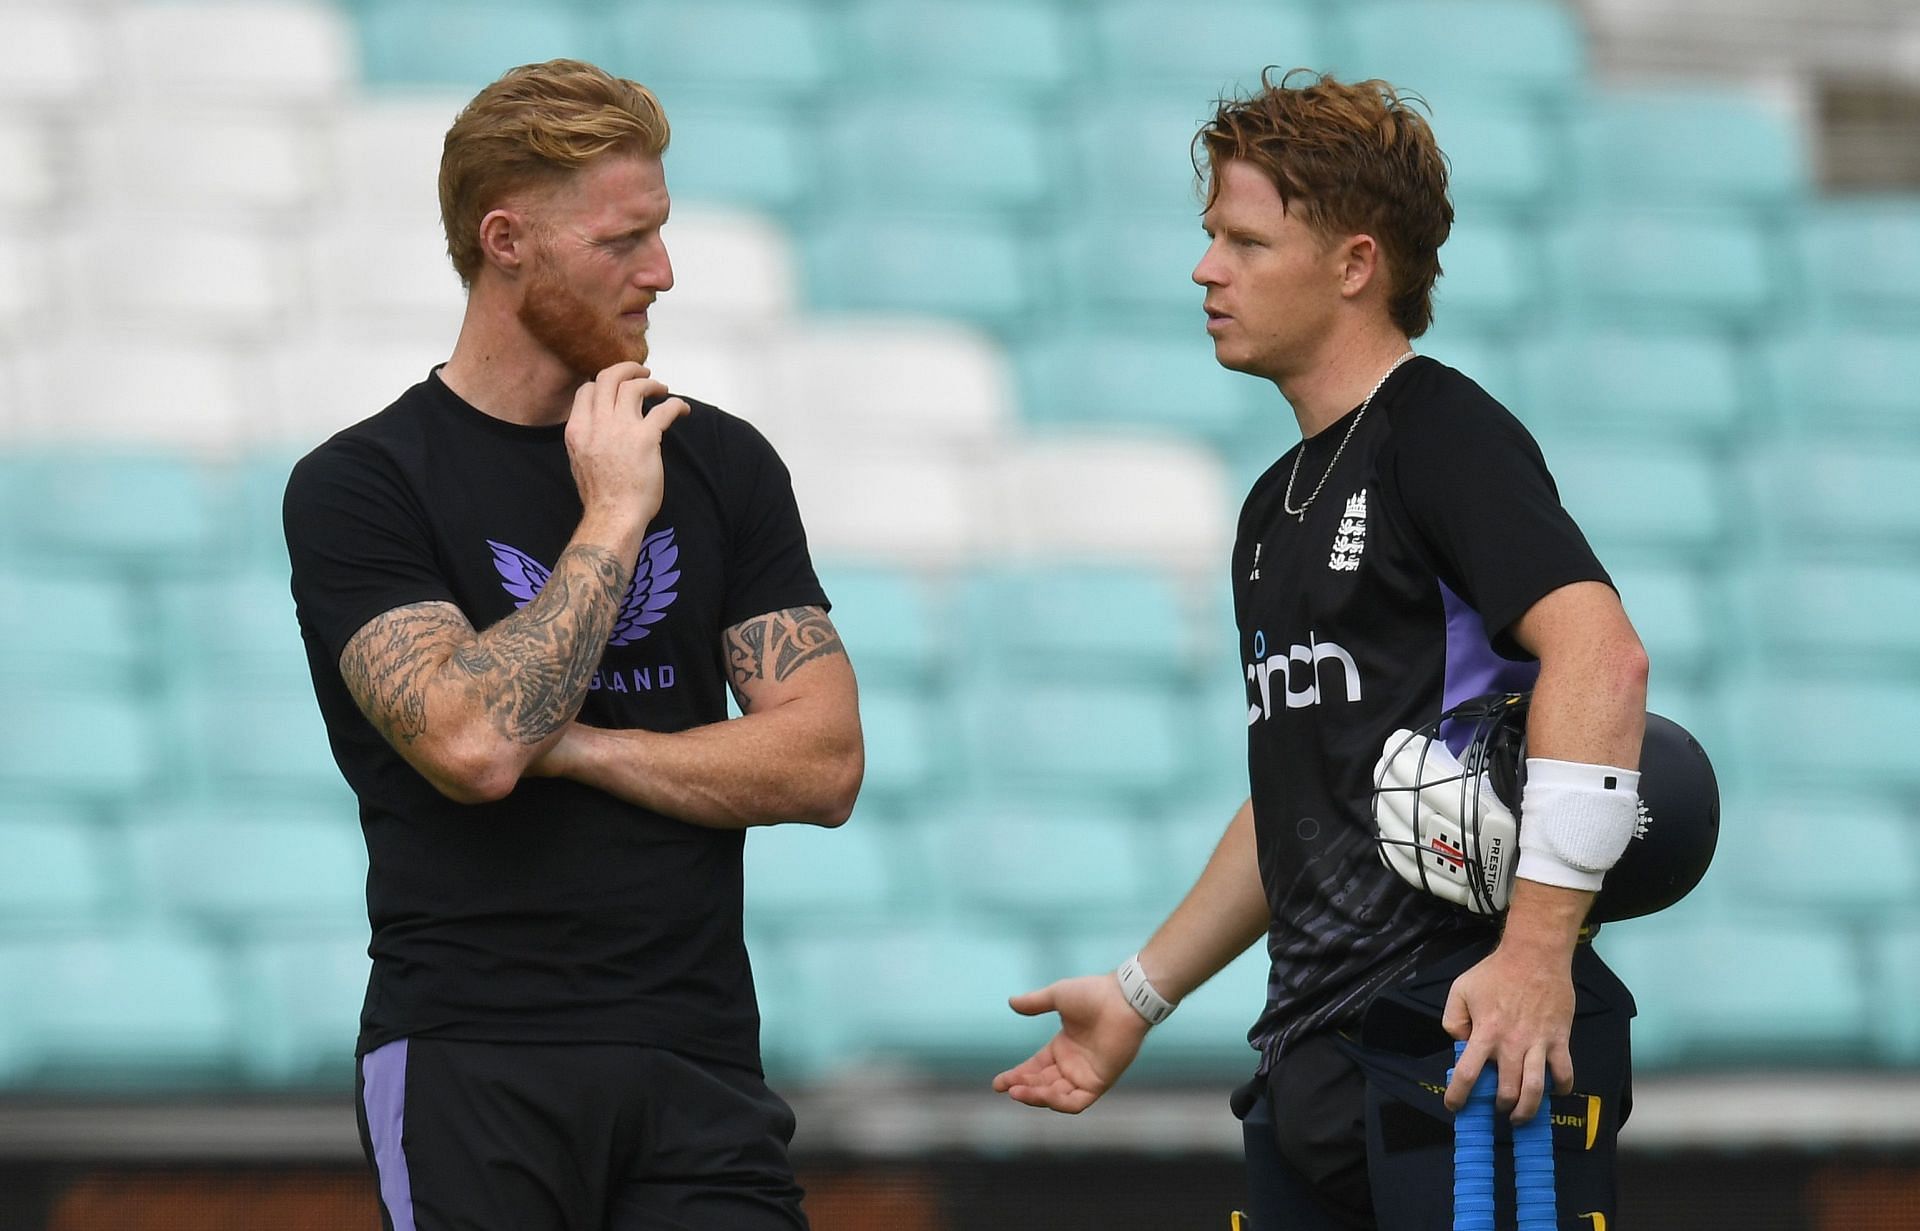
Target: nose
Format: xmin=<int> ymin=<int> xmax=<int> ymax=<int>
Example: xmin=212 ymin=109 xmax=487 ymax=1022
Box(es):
xmin=640 ymin=234 xmax=673 ymax=294
xmin=1193 ymin=239 xmax=1223 ymax=287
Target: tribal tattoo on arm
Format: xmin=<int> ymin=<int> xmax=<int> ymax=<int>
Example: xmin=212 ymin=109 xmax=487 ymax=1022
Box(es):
xmin=339 ymin=544 xmax=631 ymax=750
xmin=724 ymin=606 xmax=848 ymax=709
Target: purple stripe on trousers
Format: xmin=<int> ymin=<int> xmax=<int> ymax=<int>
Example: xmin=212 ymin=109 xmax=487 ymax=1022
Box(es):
xmin=361 ymin=1039 xmax=417 ymax=1231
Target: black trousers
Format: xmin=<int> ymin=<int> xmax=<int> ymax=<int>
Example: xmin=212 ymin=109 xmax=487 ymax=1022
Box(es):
xmin=356 ymin=1037 xmax=809 ymax=1231
xmin=1237 ymin=940 xmax=1635 ymax=1231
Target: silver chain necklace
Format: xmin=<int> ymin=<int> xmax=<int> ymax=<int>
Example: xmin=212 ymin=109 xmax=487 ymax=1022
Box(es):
xmin=1282 ymin=350 xmax=1417 ymax=522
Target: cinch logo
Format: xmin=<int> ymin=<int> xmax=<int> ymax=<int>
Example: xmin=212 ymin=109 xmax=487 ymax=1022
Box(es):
xmin=1245 ymin=630 xmax=1362 ymax=722
xmin=486 ymin=529 xmax=681 ymax=646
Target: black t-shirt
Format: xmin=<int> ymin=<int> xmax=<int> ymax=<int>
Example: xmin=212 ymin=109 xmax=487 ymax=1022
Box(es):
xmin=283 ymin=371 xmax=826 ymax=1070
xmin=1231 ymin=356 xmax=1610 ymax=1068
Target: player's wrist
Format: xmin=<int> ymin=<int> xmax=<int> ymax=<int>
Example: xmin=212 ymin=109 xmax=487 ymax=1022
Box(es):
xmin=1115 ymin=954 xmax=1176 ymax=1026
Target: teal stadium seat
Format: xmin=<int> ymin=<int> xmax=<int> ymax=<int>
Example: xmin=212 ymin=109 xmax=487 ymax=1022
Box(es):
xmin=237 ymin=931 xmax=370 ymax=1087
xmin=2 ymin=454 xmax=228 ymax=569
xmin=1736 ymin=560 xmax=1920 ymax=666
xmin=1728 ymin=677 xmax=1920 ymax=792
xmin=804 ymin=215 xmax=1031 ymax=328
xmin=0 ymin=689 xmax=161 ymax=802
xmin=663 ymin=105 xmax=813 ymax=214
xmin=1336 ymin=0 xmax=1587 ymax=106
xmin=1746 ymin=447 xmax=1920 ymax=559
xmin=911 ymin=797 xmax=1156 ymax=921
xmin=1432 ymin=219 xmax=1537 ymax=329
xmin=1092 ymin=0 xmax=1322 ymax=103
xmin=1061 ymin=213 xmax=1205 ymax=331
xmin=1423 ymin=103 xmax=1558 ymax=214
xmin=156 ymin=569 xmax=310 ymax=689
xmin=1571 ymin=89 xmax=1808 ymax=209
xmin=1542 ymin=443 xmax=1728 ymax=561
xmin=1015 ymin=329 xmax=1265 ymax=447
xmin=741 ymin=816 xmax=895 ymax=922
xmin=1768 ymin=327 xmax=1920 ymax=437
xmin=177 ymin=680 xmax=344 ymax=798
xmin=823 ymin=96 xmax=1051 ymax=213
xmin=603 ymin=0 xmax=832 ymax=101
xmin=1610 ymin=564 xmax=1718 ymax=682
xmin=842 ymin=0 xmax=1072 ymax=95
xmin=786 ymin=923 xmax=1046 ymax=1075
xmin=958 ymin=679 xmax=1191 ymax=802
xmin=854 ymin=683 xmax=942 ymax=803
xmin=958 ymin=565 xmax=1201 ymax=682
xmin=1597 ymin=910 xmax=1869 ymax=1066
xmin=1549 ymin=210 xmax=1776 ymax=327
xmin=811 ymin=565 xmax=943 ymax=686
xmin=0 ymin=809 xmax=110 ymax=930
xmin=355 ymin=0 xmax=591 ymax=88
xmin=1798 ymin=198 xmax=1920 ymax=325
xmin=125 ymin=802 xmax=367 ymax=933
xmin=1069 ymin=93 xmax=1217 ymax=217
xmin=1516 ymin=329 xmax=1747 ymax=443
xmin=0 ymin=929 xmax=238 ymax=1086
xmin=1871 ymin=917 xmax=1920 ymax=1064
xmin=1721 ymin=798 xmax=1920 ymax=918
xmin=0 ymin=569 xmax=142 ymax=687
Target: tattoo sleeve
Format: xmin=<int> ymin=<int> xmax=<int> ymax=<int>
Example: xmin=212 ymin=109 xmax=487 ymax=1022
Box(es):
xmin=339 ymin=543 xmax=631 ymax=750
xmin=724 ymin=606 xmax=847 ymax=707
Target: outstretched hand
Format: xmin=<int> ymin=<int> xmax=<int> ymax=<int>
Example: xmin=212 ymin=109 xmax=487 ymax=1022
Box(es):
xmin=991 ymin=973 xmax=1151 ymax=1114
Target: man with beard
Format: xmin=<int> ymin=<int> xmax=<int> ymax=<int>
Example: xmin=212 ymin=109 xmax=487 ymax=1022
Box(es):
xmin=282 ymin=60 xmax=862 ymax=1231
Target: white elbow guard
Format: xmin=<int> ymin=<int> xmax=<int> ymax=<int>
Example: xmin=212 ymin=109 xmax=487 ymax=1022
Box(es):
xmin=1515 ymin=758 xmax=1642 ymax=892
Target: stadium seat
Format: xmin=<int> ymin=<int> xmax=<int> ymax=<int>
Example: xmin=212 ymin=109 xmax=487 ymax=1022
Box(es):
xmin=1571 ymin=88 xmax=1809 ymax=209
xmin=1540 ymin=444 xmax=1728 ymax=563
xmin=786 ymin=924 xmax=1047 ymax=1074
xmin=810 ymin=564 xmax=945 ymax=686
xmin=1424 ymin=103 xmax=1558 ymax=214
xmin=1597 ymin=909 xmax=1869 ymax=1066
xmin=91 ymin=222 xmax=295 ymax=339
xmin=1744 ymin=446 xmax=1920 ymax=558
xmin=355 ymin=0 xmax=592 ymax=88
xmin=841 ymin=0 xmax=1072 ymax=95
xmin=0 ymin=812 xmax=111 ymax=931
xmin=1336 ymin=1 xmax=1588 ymax=106
xmin=958 ymin=565 xmax=1201 ymax=683
xmin=1548 ymin=209 xmax=1777 ymax=327
xmin=0 ymin=7 xmax=102 ymax=106
xmin=1515 ymin=329 xmax=1747 ymax=442
xmin=782 ymin=446 xmax=985 ymax=564
xmin=0 ymin=568 xmax=141 ymax=687
xmin=307 ymin=213 xmax=467 ymax=331
xmin=265 ymin=332 xmax=446 ymax=446
xmin=741 ymin=816 xmax=896 ymax=922
xmin=236 ymin=930 xmax=369 ymax=1086
xmin=990 ymin=436 xmax=1232 ymax=565
xmin=0 ymin=689 xmax=162 ymax=802
xmin=0 ymin=929 xmax=240 ymax=1085
xmin=176 ymin=680 xmax=344 ymax=798
xmin=0 ymin=235 xmax=42 ymax=345
xmin=911 ymin=796 xmax=1157 ymax=919
xmin=1768 ymin=326 xmax=1920 ymax=436
xmin=823 ymin=95 xmax=1052 ymax=214
xmin=802 ymin=214 xmax=1032 ymax=329
xmin=602 ymin=0 xmax=833 ymax=101
xmin=851 ymin=683 xmax=944 ymax=803
xmin=1871 ymin=917 xmax=1920 ymax=1064
xmin=653 ymin=208 xmax=798 ymax=322
xmin=1720 ymin=797 xmax=1920 ymax=917
xmin=1734 ymin=559 xmax=1920 ymax=666
xmin=957 ymin=679 xmax=1191 ymax=800
xmin=88 ymin=97 xmax=328 ymax=216
xmin=1 ymin=453 xmax=230 ymax=566
xmin=1798 ymin=197 xmax=1920 ymax=325
xmin=1727 ymin=676 xmax=1920 ymax=791
xmin=1411 ymin=328 xmax=1521 ymax=411
xmin=0 ymin=118 xmax=58 ymax=215
xmin=329 ymin=96 xmax=468 ymax=224
xmin=1013 ymin=328 xmax=1266 ymax=447
xmin=1067 ymin=92 xmax=1217 ymax=217
xmin=1432 ymin=219 xmax=1538 ymax=329
xmin=1060 ymin=213 xmax=1206 ymax=331
xmin=764 ymin=319 xmax=1013 ymax=452
xmin=125 ymin=802 xmax=367 ymax=931
xmin=1092 ymin=0 xmax=1323 ymax=102
xmin=21 ymin=339 xmax=256 ymax=452
xmin=663 ymin=104 xmax=814 ymax=215
xmin=1609 ymin=564 xmax=1718 ymax=682
xmin=112 ymin=1 xmax=351 ymax=106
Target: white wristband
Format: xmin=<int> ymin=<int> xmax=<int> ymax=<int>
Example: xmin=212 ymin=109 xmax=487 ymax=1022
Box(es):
xmin=1116 ymin=954 xmax=1175 ymax=1026
xmin=1515 ymin=757 xmax=1642 ymax=892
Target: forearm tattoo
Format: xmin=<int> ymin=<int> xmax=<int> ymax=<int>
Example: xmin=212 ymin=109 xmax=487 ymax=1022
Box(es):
xmin=725 ymin=606 xmax=847 ymax=701
xmin=339 ymin=544 xmax=630 ymax=748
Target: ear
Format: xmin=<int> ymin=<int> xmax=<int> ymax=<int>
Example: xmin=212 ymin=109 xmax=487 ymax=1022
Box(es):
xmin=1337 ymin=233 xmax=1383 ymax=300
xmin=477 ymin=207 xmax=535 ymax=277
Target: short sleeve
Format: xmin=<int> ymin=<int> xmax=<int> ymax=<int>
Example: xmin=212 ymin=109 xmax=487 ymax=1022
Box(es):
xmin=1383 ymin=391 xmax=1610 ymax=656
xmin=718 ymin=419 xmax=828 ymax=627
xmin=283 ymin=439 xmax=458 ymax=663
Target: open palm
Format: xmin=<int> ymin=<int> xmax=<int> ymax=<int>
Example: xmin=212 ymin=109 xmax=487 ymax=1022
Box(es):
xmin=992 ymin=973 xmax=1152 ymax=1114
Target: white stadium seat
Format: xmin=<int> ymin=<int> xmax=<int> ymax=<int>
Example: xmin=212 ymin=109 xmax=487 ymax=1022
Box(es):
xmin=0 ymin=7 xmax=102 ymax=106
xmin=264 ymin=332 xmax=449 ymax=446
xmin=79 ymin=109 xmax=323 ymax=214
xmin=764 ymin=318 xmax=1012 ymax=451
xmin=0 ymin=118 xmax=57 ymax=215
xmin=15 ymin=337 xmax=255 ymax=453
xmin=782 ymin=447 xmax=985 ymax=564
xmin=330 ymin=97 xmax=468 ymax=222
xmin=991 ymin=436 xmax=1231 ymax=566
xmin=84 ymin=219 xmax=297 ymax=338
xmin=656 ymin=209 xmax=798 ymax=321
xmin=111 ymin=1 xmax=352 ymax=106
xmin=307 ymin=212 xmax=466 ymax=331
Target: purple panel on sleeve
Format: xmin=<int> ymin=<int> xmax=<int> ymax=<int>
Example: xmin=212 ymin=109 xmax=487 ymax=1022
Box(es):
xmin=1438 ymin=580 xmax=1539 ymax=758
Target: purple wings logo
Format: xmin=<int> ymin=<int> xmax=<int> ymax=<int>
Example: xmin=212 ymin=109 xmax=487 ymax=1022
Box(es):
xmin=485 ymin=529 xmax=681 ymax=646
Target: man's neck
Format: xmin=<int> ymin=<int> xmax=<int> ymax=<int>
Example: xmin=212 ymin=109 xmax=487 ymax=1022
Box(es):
xmin=439 ymin=294 xmax=577 ymax=427
xmin=1277 ymin=329 xmax=1416 ymax=439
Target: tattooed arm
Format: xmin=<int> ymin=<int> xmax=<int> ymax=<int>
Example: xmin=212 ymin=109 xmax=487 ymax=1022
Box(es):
xmin=527 ymin=606 xmax=864 ymax=828
xmin=337 ymin=532 xmax=638 ymax=805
